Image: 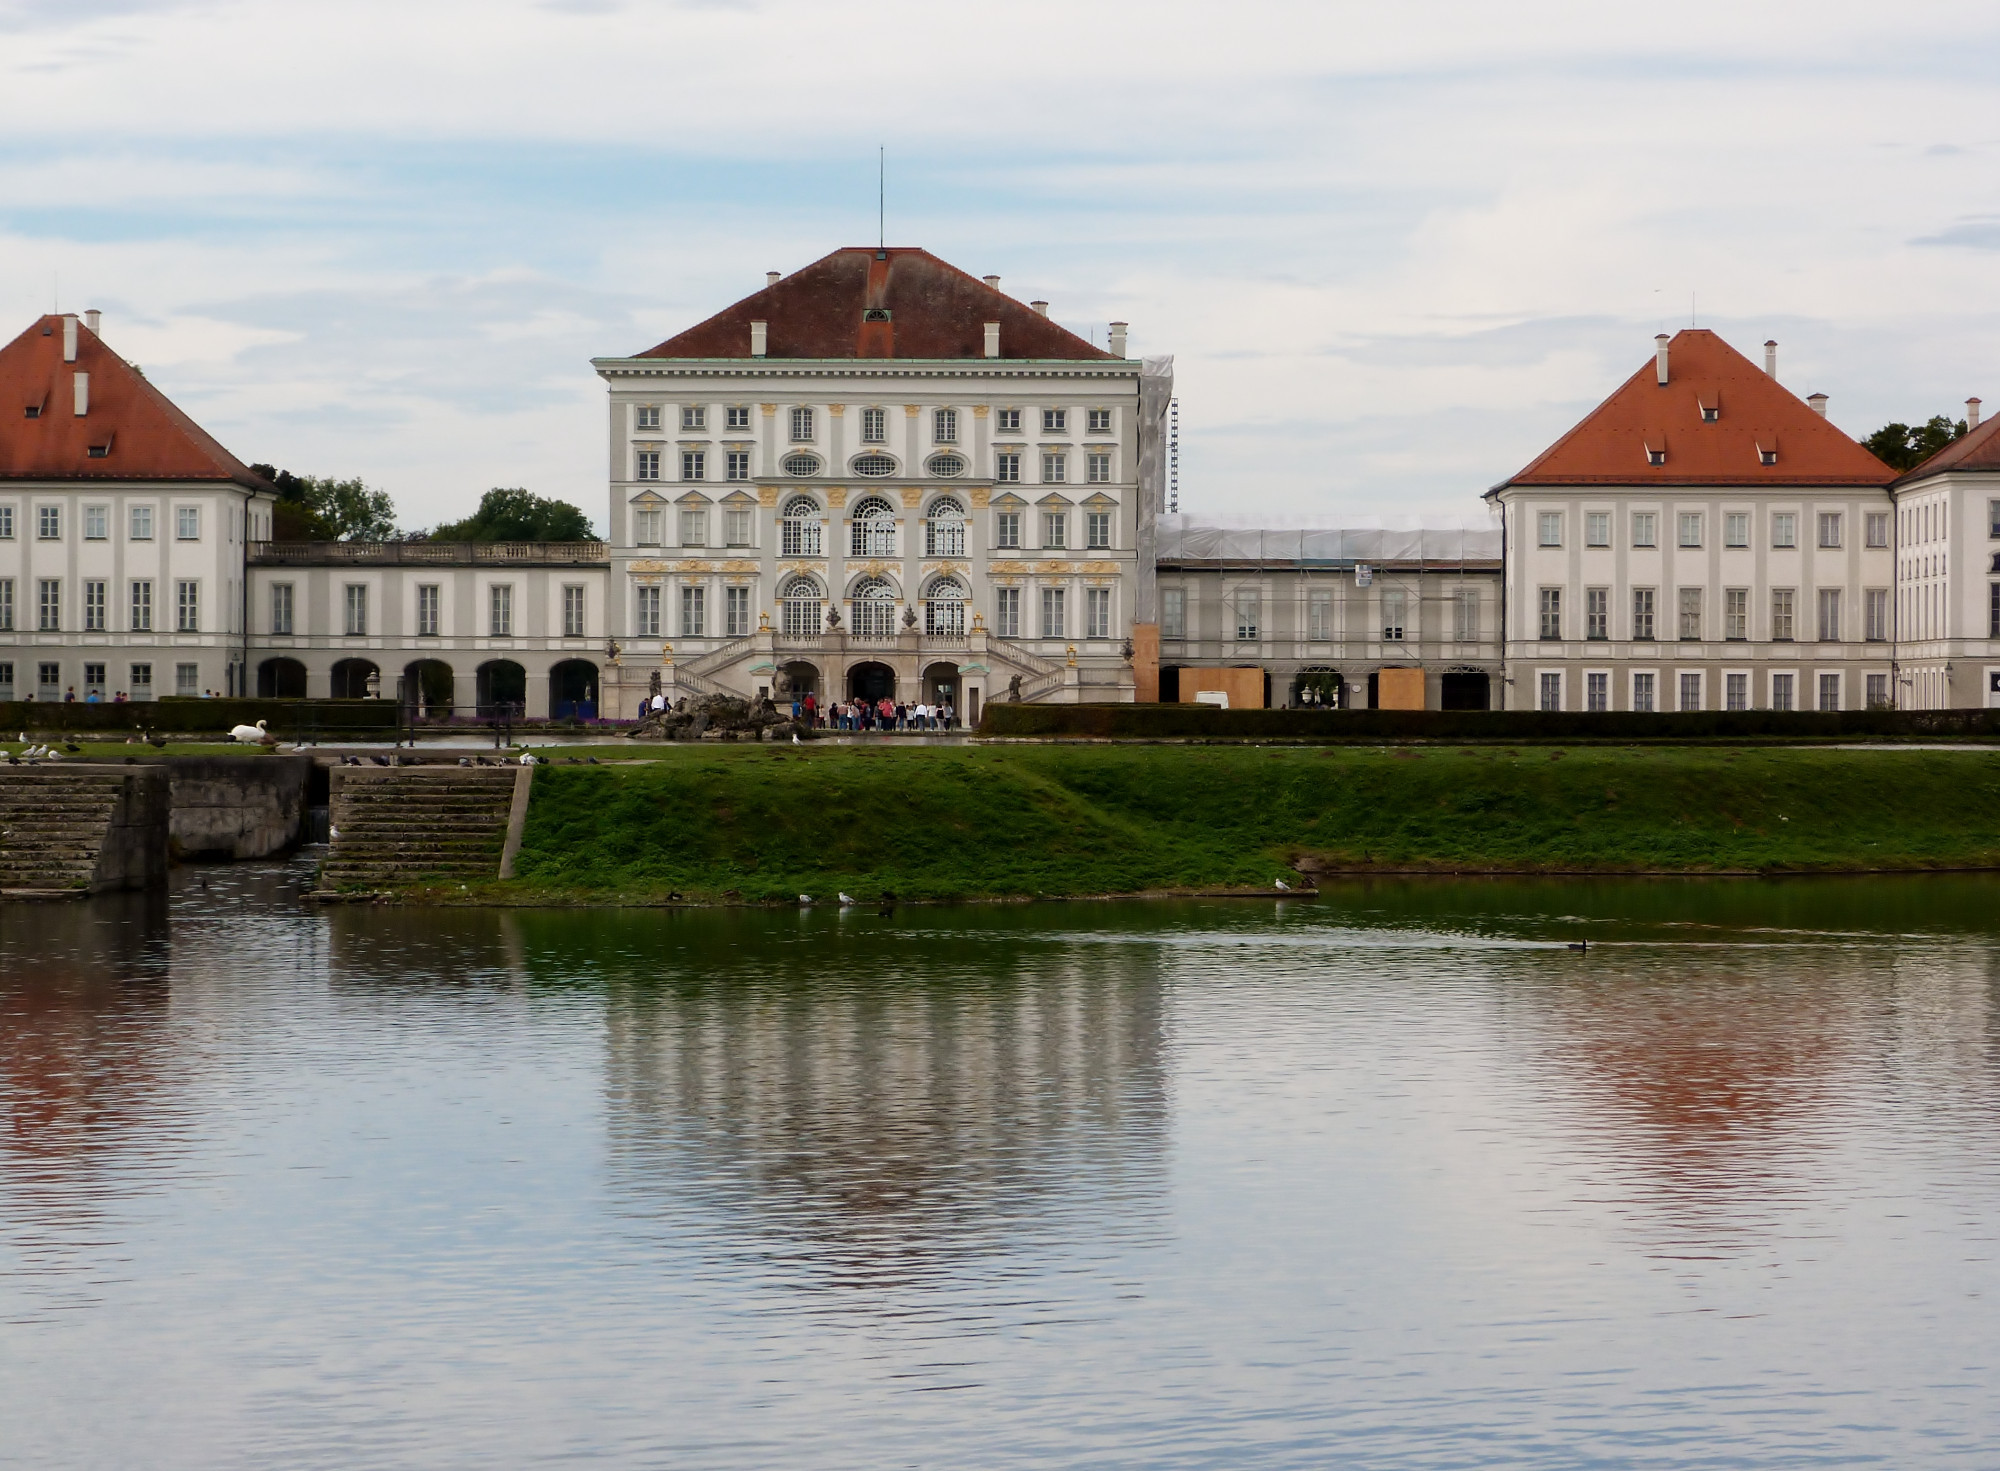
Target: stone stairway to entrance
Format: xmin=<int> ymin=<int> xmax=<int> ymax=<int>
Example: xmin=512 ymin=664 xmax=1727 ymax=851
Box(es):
xmin=0 ymin=766 xmax=169 ymax=895
xmin=317 ymin=766 xmax=524 ymax=893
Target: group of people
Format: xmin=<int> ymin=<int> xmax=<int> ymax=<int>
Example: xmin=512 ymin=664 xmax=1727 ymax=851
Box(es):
xmin=792 ymin=692 xmax=957 ymax=733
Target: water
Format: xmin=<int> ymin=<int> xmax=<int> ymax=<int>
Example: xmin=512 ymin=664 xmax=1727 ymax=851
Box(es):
xmin=3 ymin=863 xmax=1997 ymax=1469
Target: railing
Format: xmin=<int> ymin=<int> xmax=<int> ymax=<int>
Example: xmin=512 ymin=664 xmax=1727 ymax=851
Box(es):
xmin=250 ymin=541 xmax=610 ymax=566
xmin=681 ymin=635 xmax=758 ymax=678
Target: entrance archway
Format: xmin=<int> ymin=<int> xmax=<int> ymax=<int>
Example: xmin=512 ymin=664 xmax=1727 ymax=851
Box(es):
xmin=847 ymin=661 xmax=896 ymax=701
xmin=778 ymin=661 xmax=820 ymax=700
xmin=1440 ymin=670 xmax=1491 ymax=711
xmin=550 ymin=659 xmax=599 ymax=719
xmin=1292 ymin=666 xmax=1343 ymax=709
xmin=922 ymin=660 xmax=960 ymax=712
xmin=330 ymin=657 xmax=379 ymax=700
xmin=403 ymin=659 xmax=455 ymax=717
xmin=476 ymin=659 xmax=526 ymax=716
xmin=257 ymin=657 xmax=307 ymax=699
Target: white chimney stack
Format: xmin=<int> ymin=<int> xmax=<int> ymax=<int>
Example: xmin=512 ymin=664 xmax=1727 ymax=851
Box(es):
xmin=750 ymin=320 xmax=768 ymax=357
xmin=1765 ymin=340 xmax=1778 ymax=377
xmin=1968 ymin=397 xmax=1982 ymax=430
xmin=1108 ymin=322 xmax=1129 ymax=357
xmin=1654 ymin=333 xmax=1670 ymax=386
xmin=983 ymin=321 xmax=1000 ymax=358
xmin=1030 ymin=300 xmax=1049 ymax=317
xmin=84 ymin=308 xmax=102 ymax=335
xmin=62 ymin=314 xmax=78 ymax=362
xmin=1808 ymin=392 xmax=1828 ymax=418
xmin=766 ymin=271 xmax=781 ymax=287
xmin=983 ymin=275 xmax=1001 ymax=290
xmin=73 ymin=372 xmax=89 ymax=416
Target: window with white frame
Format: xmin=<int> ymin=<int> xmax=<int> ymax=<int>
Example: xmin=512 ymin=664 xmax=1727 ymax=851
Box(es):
xmin=1585 ymin=511 xmax=1610 ymax=547
xmin=636 ymin=450 xmax=661 ymax=481
xmin=563 ymin=584 xmax=586 ymax=637
xmin=726 ymin=405 xmax=751 ymax=431
xmin=1537 ymin=587 xmax=1560 ymax=640
xmin=850 ymin=497 xmax=896 ymax=557
xmin=1161 ymin=587 xmax=1185 ymax=640
xmin=1818 ymin=512 xmax=1843 ymax=548
xmin=1725 ymin=587 xmax=1747 ymax=640
xmin=995 ymin=509 xmax=1021 ymax=549
xmin=1235 ymin=590 xmax=1260 ymax=642
xmin=1042 ymin=408 xmax=1067 ymax=433
xmin=635 ymin=405 xmax=661 ymax=430
xmin=934 ymin=408 xmax=958 ymax=443
xmin=1678 ymin=587 xmax=1701 ymax=640
xmin=0 ymin=578 xmax=12 ymax=631
xmin=344 ymin=584 xmax=367 ymax=636
xmin=0 ymin=505 xmax=12 ymax=540
xmin=1538 ymin=511 xmax=1562 ymax=547
xmin=176 ymin=580 xmax=199 ymax=633
xmin=1086 ymin=587 xmax=1111 ymax=639
xmin=1086 ymin=510 xmax=1111 ymax=549
xmin=1632 ymin=671 xmax=1655 ymax=712
xmin=925 ymin=499 xmax=966 ymax=557
xmin=781 ymin=497 xmax=821 ymax=557
xmin=635 ymin=585 xmax=661 ymax=637
xmin=489 ymin=584 xmax=513 ymax=636
xmin=130 ymin=580 xmax=151 ymax=632
xmin=1679 ymin=672 xmax=1701 ymax=711
xmin=860 ymin=406 xmax=886 ymax=442
xmin=726 ymin=585 xmax=751 ymax=638
xmin=1087 ymin=453 xmax=1111 ymax=484
xmin=415 ymin=584 xmax=438 ymax=637
xmin=177 ymin=507 xmax=200 ymax=540
xmin=996 ymin=450 xmax=1021 ymax=483
xmin=85 ymin=505 xmax=108 ymax=540
xmin=1772 ymin=588 xmax=1795 ymax=640
xmin=1586 ymin=671 xmax=1608 ymax=712
xmin=726 ymin=450 xmax=751 ymax=482
xmin=995 ymin=586 xmax=1022 ymax=639
xmin=996 ymin=408 xmax=1022 ymax=432
xmin=681 ymin=405 xmax=707 ymax=431
xmin=1310 ymin=589 xmax=1332 ymax=640
xmin=679 ymin=508 xmax=707 ymax=547
xmin=1677 ymin=512 xmax=1702 ymax=547
xmin=1865 ymin=588 xmax=1887 ymax=641
xmin=851 ymin=577 xmax=895 ymax=638
xmin=38 ymin=505 xmax=60 ymax=540
xmin=1725 ymin=512 xmax=1749 ymax=547
xmin=1817 ymin=587 xmax=1841 ymax=641
xmin=680 ymin=584 xmax=706 ymax=637
xmin=0 ymin=660 xmax=11 ymax=697
xmin=129 ymin=505 xmax=152 ymax=540
xmin=925 ymin=577 xmax=968 ymax=637
xmin=790 ymin=406 xmax=815 ymax=441
xmin=1772 ymin=512 xmax=1797 ymax=548
xmin=1866 ymin=673 xmax=1889 ymax=708
xmin=634 ymin=508 xmax=662 ymax=545
xmin=1455 ymin=586 xmax=1478 ymax=641
xmin=83 ymin=579 xmax=105 ymax=632
xmin=1042 ymin=509 xmax=1067 ymax=549
xmin=1726 ymin=672 xmax=1748 ymax=711
xmin=1632 ymin=587 xmax=1656 ymax=640
xmin=1585 ymin=587 xmax=1608 ymax=639
xmin=1866 ymin=512 xmax=1888 ymax=548
xmin=1087 ymin=408 xmax=1112 ymax=433
xmin=724 ymin=507 xmax=751 ymax=547
xmin=1818 ymin=673 xmax=1840 ymax=711
xmin=682 ymin=450 xmax=706 ymax=482
xmin=1540 ymin=672 xmax=1562 ymax=712
xmin=780 ymin=576 xmax=822 ymax=638
xmin=1384 ymin=588 xmax=1408 ymax=641
xmin=1042 ymin=452 xmax=1067 ymax=483
xmin=1040 ymin=586 xmax=1066 ymax=638
xmin=176 ymin=662 xmax=200 ymax=697
xmin=1631 ymin=511 xmax=1657 ymax=548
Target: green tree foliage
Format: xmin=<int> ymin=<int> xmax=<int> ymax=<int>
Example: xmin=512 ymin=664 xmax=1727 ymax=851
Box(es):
xmin=1861 ymin=415 xmax=1967 ymax=472
xmin=250 ymin=465 xmax=400 ymax=541
xmin=425 ymin=487 xmax=597 ymax=543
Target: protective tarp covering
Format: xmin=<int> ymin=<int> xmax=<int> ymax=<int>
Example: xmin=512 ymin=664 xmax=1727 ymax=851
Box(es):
xmin=1157 ymin=516 xmax=1500 ymax=567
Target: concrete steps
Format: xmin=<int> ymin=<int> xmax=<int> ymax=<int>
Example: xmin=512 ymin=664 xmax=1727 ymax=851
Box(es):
xmin=318 ymin=767 xmax=523 ymax=892
xmin=0 ymin=766 xmax=170 ymax=894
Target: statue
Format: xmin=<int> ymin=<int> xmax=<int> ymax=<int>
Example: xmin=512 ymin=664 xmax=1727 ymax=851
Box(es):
xmin=825 ymin=605 xmax=842 ymax=629
xmin=902 ymin=603 xmax=918 ymax=629
xmin=1008 ymin=674 xmax=1023 ymax=702
xmin=773 ymin=668 xmax=792 ymax=698
xmin=648 ymin=669 xmax=662 ymax=697
xmin=605 ymin=636 xmax=622 ymax=666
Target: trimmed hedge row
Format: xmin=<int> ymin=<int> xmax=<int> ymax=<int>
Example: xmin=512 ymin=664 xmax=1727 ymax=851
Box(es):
xmin=0 ymin=698 xmax=399 ymax=735
xmin=978 ymin=702 xmax=2000 ymax=742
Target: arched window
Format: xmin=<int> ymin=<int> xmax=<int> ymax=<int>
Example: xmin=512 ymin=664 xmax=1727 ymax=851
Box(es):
xmin=924 ymin=576 xmax=967 ymax=637
xmin=849 ymin=496 xmax=897 ymax=557
xmin=780 ymin=575 xmax=823 ymax=639
xmin=782 ymin=452 xmax=821 ymax=477
xmin=781 ymin=496 xmax=822 ymax=557
xmin=850 ymin=576 xmax=897 ymax=639
xmin=851 ymin=453 xmax=897 ymax=478
xmin=925 ymin=497 xmax=966 ymax=557
xmin=926 ymin=452 xmax=966 ymax=479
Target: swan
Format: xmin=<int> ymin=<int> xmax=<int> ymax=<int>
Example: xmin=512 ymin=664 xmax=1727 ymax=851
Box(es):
xmin=229 ymin=719 xmax=275 ymax=744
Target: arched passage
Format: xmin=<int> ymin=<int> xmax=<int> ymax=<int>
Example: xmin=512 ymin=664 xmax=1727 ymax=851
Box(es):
xmin=330 ymin=658 xmax=379 ymax=700
xmin=476 ymin=659 xmax=527 ymax=716
xmin=778 ymin=661 xmax=820 ymax=700
xmin=550 ymin=659 xmax=600 ymax=719
xmin=257 ymin=657 xmax=307 ymax=699
xmin=922 ymin=660 xmax=960 ymax=712
xmin=846 ymin=661 xmax=896 ymax=701
xmin=403 ymin=659 xmax=455 ymax=717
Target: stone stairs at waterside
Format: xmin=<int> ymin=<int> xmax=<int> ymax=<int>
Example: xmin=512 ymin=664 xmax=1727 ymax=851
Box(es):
xmin=318 ymin=766 xmax=523 ymax=893
xmin=0 ymin=765 xmax=169 ymax=894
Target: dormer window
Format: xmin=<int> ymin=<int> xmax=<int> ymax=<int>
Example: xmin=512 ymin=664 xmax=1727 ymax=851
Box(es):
xmin=1757 ymin=439 xmax=1778 ymax=467
xmin=862 ymin=308 xmax=892 ymax=322
xmin=1645 ymin=439 xmax=1666 ymax=467
xmin=23 ymin=405 xmax=39 ymax=419
xmin=1698 ymin=397 xmax=1719 ymax=423
xmin=86 ymin=443 xmax=110 ymax=459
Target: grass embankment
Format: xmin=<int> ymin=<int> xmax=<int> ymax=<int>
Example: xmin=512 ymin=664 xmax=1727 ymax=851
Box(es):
xmin=492 ymin=744 xmax=2000 ymax=904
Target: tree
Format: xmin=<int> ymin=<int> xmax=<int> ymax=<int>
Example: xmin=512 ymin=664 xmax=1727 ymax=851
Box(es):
xmin=250 ymin=465 xmax=400 ymax=541
xmin=425 ymin=487 xmax=597 ymax=542
xmin=1860 ymin=415 xmax=1967 ymax=472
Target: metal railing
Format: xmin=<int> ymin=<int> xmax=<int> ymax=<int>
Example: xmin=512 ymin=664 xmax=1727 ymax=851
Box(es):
xmin=250 ymin=541 xmax=610 ymax=566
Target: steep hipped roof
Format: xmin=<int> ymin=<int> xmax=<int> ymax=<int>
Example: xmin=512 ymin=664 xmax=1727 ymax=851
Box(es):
xmin=1499 ymin=329 xmax=1892 ymax=489
xmin=0 ymin=315 xmax=268 ymax=488
xmin=1896 ymin=411 xmax=2000 ymax=483
xmin=632 ymin=248 xmax=1118 ymax=362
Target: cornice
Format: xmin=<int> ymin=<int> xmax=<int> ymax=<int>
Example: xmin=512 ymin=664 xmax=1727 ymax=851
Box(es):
xmin=592 ymin=357 xmax=1142 ymax=383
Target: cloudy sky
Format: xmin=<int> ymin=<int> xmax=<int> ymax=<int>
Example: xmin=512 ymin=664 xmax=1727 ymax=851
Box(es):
xmin=4 ymin=0 xmax=1997 ymax=532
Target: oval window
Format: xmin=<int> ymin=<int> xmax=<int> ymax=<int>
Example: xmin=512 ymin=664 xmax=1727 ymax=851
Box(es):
xmin=851 ymin=453 xmax=898 ymax=478
xmin=927 ymin=453 xmax=966 ymax=478
xmin=782 ymin=453 xmax=821 ymax=477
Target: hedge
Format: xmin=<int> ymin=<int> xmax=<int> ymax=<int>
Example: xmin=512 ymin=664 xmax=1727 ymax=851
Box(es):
xmin=0 ymin=698 xmax=399 ymax=736
xmin=977 ymin=702 xmax=2000 ymax=742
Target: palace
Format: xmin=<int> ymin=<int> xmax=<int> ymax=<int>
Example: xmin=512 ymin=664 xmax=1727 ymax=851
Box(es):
xmin=4 ymin=258 xmax=1997 ymax=714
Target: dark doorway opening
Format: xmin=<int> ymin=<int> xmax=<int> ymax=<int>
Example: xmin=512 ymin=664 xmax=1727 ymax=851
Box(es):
xmin=847 ymin=661 xmax=896 ymax=701
xmin=550 ymin=659 xmax=599 ymax=720
xmin=330 ymin=658 xmax=379 ymax=700
xmin=1440 ymin=671 xmax=1491 ymax=711
xmin=258 ymin=657 xmax=308 ymax=699
xmin=403 ymin=659 xmax=455 ymax=717
xmin=477 ymin=660 xmax=527 ymax=717
xmin=1159 ymin=665 xmax=1183 ymax=703
xmin=778 ymin=661 xmax=820 ymax=701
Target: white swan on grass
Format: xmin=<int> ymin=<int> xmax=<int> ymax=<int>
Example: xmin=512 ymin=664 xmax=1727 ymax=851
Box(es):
xmin=229 ymin=719 xmax=277 ymax=745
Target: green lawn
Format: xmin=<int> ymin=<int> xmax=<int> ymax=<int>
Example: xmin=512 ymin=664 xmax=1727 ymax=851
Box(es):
xmin=495 ymin=744 xmax=2000 ymax=903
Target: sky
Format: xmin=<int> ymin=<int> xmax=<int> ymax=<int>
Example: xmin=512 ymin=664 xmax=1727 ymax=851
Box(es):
xmin=3 ymin=0 xmax=1998 ymax=534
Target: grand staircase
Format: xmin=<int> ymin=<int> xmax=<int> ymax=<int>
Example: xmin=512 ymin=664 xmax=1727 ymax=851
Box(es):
xmin=0 ymin=766 xmax=168 ymax=894
xmin=317 ymin=766 xmax=523 ymax=893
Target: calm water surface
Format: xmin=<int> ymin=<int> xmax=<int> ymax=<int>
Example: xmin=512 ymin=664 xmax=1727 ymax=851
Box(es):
xmin=3 ymin=862 xmax=1997 ymax=1469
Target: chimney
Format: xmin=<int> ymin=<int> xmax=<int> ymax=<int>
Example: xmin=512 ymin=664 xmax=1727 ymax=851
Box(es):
xmin=1654 ymin=333 xmax=1670 ymax=386
xmin=1764 ymin=339 xmax=1778 ymax=377
xmin=1808 ymin=392 xmax=1828 ymax=418
xmin=84 ymin=308 xmax=102 ymax=335
xmin=766 ymin=271 xmax=781 ymax=287
xmin=1030 ymin=300 xmax=1049 ymax=317
xmin=73 ymin=372 xmax=89 ymax=416
xmin=983 ymin=275 xmax=1001 ymax=290
xmin=750 ymin=320 xmax=768 ymax=357
xmin=62 ymin=314 xmax=78 ymax=362
xmin=1108 ymin=322 xmax=1129 ymax=358
xmin=1968 ymin=397 xmax=1982 ymax=430
xmin=983 ymin=321 xmax=1000 ymax=358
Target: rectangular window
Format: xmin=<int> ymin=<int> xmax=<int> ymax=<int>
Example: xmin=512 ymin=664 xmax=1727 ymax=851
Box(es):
xmin=996 ymin=587 xmax=1022 ymax=639
xmin=1236 ymin=591 xmax=1260 ymax=642
xmin=1538 ymin=511 xmax=1562 ymax=547
xmin=1378 ymin=588 xmax=1406 ymax=641
xmin=130 ymin=505 xmax=152 ymax=540
xmin=996 ymin=408 xmax=1021 ymax=433
xmin=635 ymin=405 xmax=661 ymax=430
xmin=1087 ymin=588 xmax=1111 ymax=639
xmin=1772 ymin=672 xmax=1794 ymax=711
xmin=1539 ymin=672 xmax=1561 ymax=712
xmin=634 ymin=509 xmax=662 ymax=545
xmin=1087 ymin=452 xmax=1112 ymax=484
xmin=0 ymin=505 xmax=12 ymax=539
xmin=1771 ymin=588 xmax=1795 ymax=641
xmin=1536 ymin=587 xmax=1560 ymax=640
xmin=561 ymin=585 xmax=585 ymax=637
xmin=680 ymin=585 xmax=706 ymax=638
xmin=726 ymin=405 xmax=750 ymax=431
xmin=636 ymin=585 xmax=661 ymax=637
xmin=726 ymin=585 xmax=751 ymax=638
xmin=681 ymin=405 xmax=707 ymax=431
xmin=861 ymin=406 xmax=886 ymax=442
xmin=724 ymin=507 xmax=751 ymax=547
xmin=489 ymin=584 xmax=513 ymax=637
xmin=790 ymin=406 xmax=815 ymax=441
xmin=130 ymin=580 xmax=152 ymax=633
xmin=1726 ymin=672 xmax=1748 ymax=711
xmin=39 ymin=505 xmax=60 ymax=540
xmin=83 ymin=662 xmax=105 ymax=698
xmin=1818 ymin=673 xmax=1841 ymax=712
xmin=1632 ymin=511 xmax=1657 ymax=548
xmin=1042 ymin=408 xmax=1067 ymax=433
xmin=996 ymin=510 xmax=1021 ymax=549
xmin=1310 ymin=590 xmax=1332 ymax=641
xmin=1866 ymin=673 xmax=1889 ymax=708
xmin=1042 ymin=452 xmax=1067 ymax=483
xmin=1585 ymin=511 xmax=1610 ymax=547
xmin=934 ymin=408 xmax=958 ymax=443
xmin=1585 ymin=587 xmax=1608 ymax=640
xmin=1678 ymin=512 xmax=1702 ymax=548
xmin=38 ymin=578 xmax=60 ymax=630
xmin=0 ymin=661 xmax=11 ymax=699
xmin=1725 ymin=587 xmax=1748 ymax=640
xmin=1087 ymin=408 xmax=1112 ymax=433
xmin=415 ymin=584 xmax=437 ymax=637
xmin=725 ymin=450 xmax=750 ymax=482
xmin=1992 ymin=583 xmax=2000 ymax=639
xmin=1040 ymin=586 xmax=1066 ymax=638
xmin=1455 ymin=586 xmax=1478 ymax=641
xmin=85 ymin=505 xmax=108 ymax=540
xmin=680 ymin=508 xmax=707 ymax=547
xmin=0 ymin=578 xmax=12 ymax=631
xmin=176 ymin=662 xmax=199 ymax=697
xmin=635 ymin=450 xmax=660 ymax=481
xmin=1865 ymin=588 xmax=1888 ymax=642
xmin=1632 ymin=672 xmax=1655 ymax=713
xmin=1161 ymin=587 xmax=1185 ymax=641
xmin=1817 ymin=588 xmax=1841 ymax=642
xmin=344 ymin=584 xmax=368 ymax=636
xmin=1817 ymin=512 xmax=1843 ymax=548
xmin=37 ymin=661 xmax=59 ymax=698
xmin=1679 ymin=672 xmax=1701 ymax=712
xmin=1632 ymin=587 xmax=1656 ymax=641
xmin=1086 ymin=510 xmax=1112 ymax=549
xmin=1042 ymin=511 xmax=1067 ymax=549
xmin=1866 ymin=512 xmax=1889 ymax=548
xmin=129 ymin=662 xmax=152 ymax=699
xmin=681 ymin=450 xmax=706 ymax=482
xmin=995 ymin=451 xmax=1021 ymax=483
xmin=270 ymin=583 xmax=295 ymax=635
xmin=1724 ymin=512 xmax=1749 ymax=548
xmin=1772 ymin=512 xmax=1797 ymax=548
xmin=174 ymin=581 xmax=197 ymax=632
xmin=83 ymin=579 xmax=106 ymax=632
xmin=1586 ymin=671 xmax=1608 ymax=712
xmin=1678 ymin=587 xmax=1701 ymax=640
xmin=177 ymin=507 xmax=200 ymax=540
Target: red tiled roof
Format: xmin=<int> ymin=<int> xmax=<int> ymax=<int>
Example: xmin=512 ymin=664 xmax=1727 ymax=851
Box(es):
xmin=0 ymin=315 xmax=268 ymax=488
xmin=1896 ymin=411 xmax=2000 ymax=481
xmin=1501 ymin=329 xmax=1893 ymax=488
xmin=633 ymin=248 xmax=1117 ymax=362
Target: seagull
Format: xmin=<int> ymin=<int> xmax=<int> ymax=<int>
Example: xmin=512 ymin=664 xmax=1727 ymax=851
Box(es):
xmin=1274 ymin=878 xmax=1291 ymax=891
xmin=798 ymin=893 xmax=813 ymax=906
xmin=838 ymin=892 xmax=855 ymax=907
xmin=520 ymin=752 xmax=539 ymax=765
xmin=458 ymin=757 xmax=471 ymax=767
xmin=791 ymin=732 xmax=801 ymax=744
